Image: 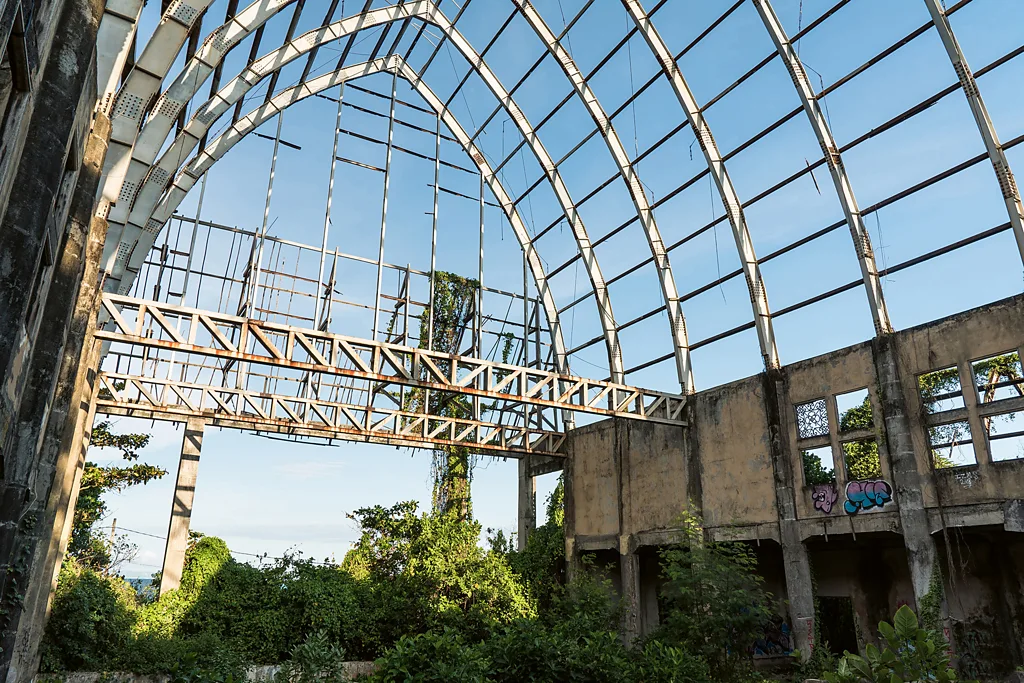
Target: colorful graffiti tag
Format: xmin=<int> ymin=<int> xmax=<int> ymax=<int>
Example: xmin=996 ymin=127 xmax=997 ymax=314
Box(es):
xmin=812 ymin=483 xmax=839 ymax=514
xmin=844 ymin=479 xmax=893 ymax=514
xmin=752 ymin=615 xmax=793 ymax=657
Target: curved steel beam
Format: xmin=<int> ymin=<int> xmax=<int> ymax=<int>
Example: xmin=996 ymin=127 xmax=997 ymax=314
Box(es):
xmin=95 ymin=0 xmax=145 ymax=115
xmin=98 ymin=0 xmax=253 ymax=269
xmin=751 ymin=0 xmax=894 ymax=336
xmin=117 ymin=57 xmax=574 ymax=378
xmin=109 ymin=1 xmax=420 ymax=272
xmin=922 ymin=0 xmax=1024 ymax=264
xmin=623 ymin=0 xmax=780 ymax=370
xmin=115 ymin=4 xmax=625 ymax=381
xmin=510 ymin=0 xmax=692 ymax=389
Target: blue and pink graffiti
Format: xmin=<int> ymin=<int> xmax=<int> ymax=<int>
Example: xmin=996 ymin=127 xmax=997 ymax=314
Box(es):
xmin=844 ymin=479 xmax=893 ymax=514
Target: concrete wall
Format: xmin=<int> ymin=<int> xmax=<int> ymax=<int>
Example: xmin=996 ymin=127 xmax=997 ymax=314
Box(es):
xmin=565 ymin=293 xmax=1024 ymax=669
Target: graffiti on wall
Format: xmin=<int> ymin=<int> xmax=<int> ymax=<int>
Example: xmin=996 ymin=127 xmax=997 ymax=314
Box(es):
xmin=752 ymin=615 xmax=793 ymax=657
xmin=812 ymin=483 xmax=839 ymax=514
xmin=844 ymin=479 xmax=893 ymax=514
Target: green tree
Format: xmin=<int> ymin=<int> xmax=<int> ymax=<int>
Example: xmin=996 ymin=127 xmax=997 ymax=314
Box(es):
xmin=802 ymin=450 xmax=835 ymax=485
xmin=68 ymin=421 xmax=165 ymax=571
xmin=654 ymin=511 xmax=773 ymax=682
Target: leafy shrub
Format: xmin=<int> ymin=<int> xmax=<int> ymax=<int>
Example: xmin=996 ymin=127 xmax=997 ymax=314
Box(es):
xmin=369 ymin=630 xmax=492 ymax=683
xmin=824 ymin=605 xmax=956 ymax=683
xmin=275 ymin=630 xmax=347 ymax=683
xmin=652 ymin=512 xmax=773 ymax=682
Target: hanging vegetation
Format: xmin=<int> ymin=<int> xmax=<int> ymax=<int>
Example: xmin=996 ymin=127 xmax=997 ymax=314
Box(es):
xmin=405 ymin=271 xmax=480 ymax=521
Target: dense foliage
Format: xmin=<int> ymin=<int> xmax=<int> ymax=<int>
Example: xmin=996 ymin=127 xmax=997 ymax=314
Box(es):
xmin=42 ymin=485 xmax=790 ymax=682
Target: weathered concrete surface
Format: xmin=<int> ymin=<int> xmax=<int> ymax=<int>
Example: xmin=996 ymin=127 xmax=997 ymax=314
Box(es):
xmin=160 ymin=417 xmax=205 ymax=595
xmin=0 ymin=0 xmax=107 ymax=676
xmin=30 ymin=663 xmax=378 ymax=683
xmin=565 ymin=293 xmax=1024 ymax=669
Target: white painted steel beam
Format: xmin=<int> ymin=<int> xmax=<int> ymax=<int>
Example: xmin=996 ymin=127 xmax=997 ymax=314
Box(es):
xmin=752 ymin=0 xmax=894 ymax=335
xmin=115 ymin=5 xmax=625 ymax=381
xmin=622 ymin=0 xmax=780 ymax=370
xmin=96 ymin=372 xmax=569 ymax=457
xmin=510 ymin=0 xmax=692 ymax=390
xmin=95 ymin=0 xmax=145 ymax=115
xmin=98 ymin=0 xmax=244 ymax=272
xmin=922 ymin=0 xmax=1024 ymax=266
xmin=95 ymin=294 xmax=688 ymax=423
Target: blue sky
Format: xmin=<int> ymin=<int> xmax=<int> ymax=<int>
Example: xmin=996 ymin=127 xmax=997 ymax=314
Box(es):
xmin=100 ymin=0 xmax=1024 ymax=577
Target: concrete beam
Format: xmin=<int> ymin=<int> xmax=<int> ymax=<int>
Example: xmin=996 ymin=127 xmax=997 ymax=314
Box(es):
xmin=160 ymin=417 xmax=204 ymax=595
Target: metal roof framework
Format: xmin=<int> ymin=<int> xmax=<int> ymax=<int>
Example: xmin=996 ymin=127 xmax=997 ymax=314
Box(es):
xmin=88 ymin=0 xmax=1024 ymax=448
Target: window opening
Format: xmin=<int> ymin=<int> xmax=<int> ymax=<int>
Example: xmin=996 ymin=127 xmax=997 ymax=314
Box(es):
xmin=971 ymin=351 xmax=1023 ymax=404
xmin=928 ymin=420 xmax=976 ymax=468
xmin=987 ymin=411 xmax=1024 ymax=463
xmin=918 ymin=366 xmax=964 ymax=413
xmin=795 ymin=398 xmax=829 ymax=439
xmin=836 ymin=388 xmax=871 ymax=433
xmin=842 ymin=438 xmax=881 ymax=480
xmin=802 ymin=445 xmax=835 ymax=486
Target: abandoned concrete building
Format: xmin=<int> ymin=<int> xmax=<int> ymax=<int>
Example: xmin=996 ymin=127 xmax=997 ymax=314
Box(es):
xmin=0 ymin=0 xmax=1021 ymax=678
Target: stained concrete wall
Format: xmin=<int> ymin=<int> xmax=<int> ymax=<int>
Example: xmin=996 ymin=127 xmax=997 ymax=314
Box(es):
xmin=565 ymin=293 xmax=1024 ymax=667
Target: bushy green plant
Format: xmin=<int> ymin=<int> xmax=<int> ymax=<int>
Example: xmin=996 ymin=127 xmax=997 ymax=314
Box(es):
xmin=369 ymin=630 xmax=491 ymax=683
xmin=824 ymin=605 xmax=956 ymax=683
xmin=275 ymin=630 xmax=347 ymax=683
xmin=653 ymin=511 xmax=773 ymax=682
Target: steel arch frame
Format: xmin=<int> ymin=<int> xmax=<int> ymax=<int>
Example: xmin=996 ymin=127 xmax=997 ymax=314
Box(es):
xmin=120 ymin=57 xmax=578 ymax=376
xmin=510 ymin=0 xmax=692 ymax=390
xmin=100 ymin=0 xmax=309 ymax=270
xmin=751 ymin=0 xmax=894 ymax=337
xmin=622 ymin=0 xmax=780 ymax=371
xmin=922 ymin=0 xmax=1024 ymax=265
xmin=109 ymin=4 xmax=628 ymax=382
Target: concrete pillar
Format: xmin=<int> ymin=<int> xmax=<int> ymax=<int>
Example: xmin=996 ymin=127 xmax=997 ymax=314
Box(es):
xmin=517 ymin=456 xmax=536 ymax=551
xmin=762 ymin=369 xmax=817 ymax=657
xmin=871 ymin=335 xmax=944 ymax=617
xmin=7 ymin=109 xmax=113 ymax=681
xmin=619 ymin=549 xmax=642 ymax=645
xmin=160 ymin=418 xmax=205 ymax=595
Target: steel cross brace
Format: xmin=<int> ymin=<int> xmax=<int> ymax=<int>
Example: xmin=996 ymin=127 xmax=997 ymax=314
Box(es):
xmin=96 ymin=294 xmax=688 ymax=424
xmin=95 ymin=372 xmax=567 ymax=456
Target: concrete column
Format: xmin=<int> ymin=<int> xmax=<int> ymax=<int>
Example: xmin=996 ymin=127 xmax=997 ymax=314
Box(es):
xmin=619 ymin=549 xmax=642 ymax=645
xmin=160 ymin=418 xmax=205 ymax=595
xmin=517 ymin=456 xmax=536 ymax=551
xmin=7 ymin=111 xmax=113 ymax=680
xmin=762 ymin=369 xmax=817 ymax=657
xmin=871 ymin=335 xmax=944 ymax=616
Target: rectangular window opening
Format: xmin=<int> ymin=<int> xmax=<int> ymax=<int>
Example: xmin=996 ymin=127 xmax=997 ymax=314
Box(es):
xmin=802 ymin=445 xmax=835 ymax=486
xmin=836 ymin=387 xmax=872 ymax=433
xmin=972 ymin=351 xmax=1023 ymax=404
xmin=987 ymin=411 xmax=1024 ymax=463
xmin=928 ymin=420 xmax=976 ymax=468
xmin=919 ymin=366 xmax=964 ymax=413
xmin=842 ymin=438 xmax=881 ymax=480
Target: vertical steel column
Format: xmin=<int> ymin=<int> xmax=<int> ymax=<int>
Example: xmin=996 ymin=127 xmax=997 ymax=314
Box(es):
xmin=522 ymin=250 xmax=530 ymax=430
xmin=249 ymin=112 xmax=284 ymax=318
xmin=427 ymin=112 xmax=441 ymax=351
xmin=316 ymin=85 xmax=345 ymax=326
xmin=162 ymin=173 xmax=207 ymax=403
xmin=474 ymin=171 xmax=485 ymax=419
xmin=372 ymin=71 xmax=399 ymax=341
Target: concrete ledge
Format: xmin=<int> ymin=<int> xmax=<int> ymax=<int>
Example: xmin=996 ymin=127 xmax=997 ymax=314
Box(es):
xmin=34 ymin=663 xmax=377 ymax=683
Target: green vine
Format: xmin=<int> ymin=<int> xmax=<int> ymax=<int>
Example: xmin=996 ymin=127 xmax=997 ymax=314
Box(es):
xmin=918 ymin=561 xmax=945 ymax=636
